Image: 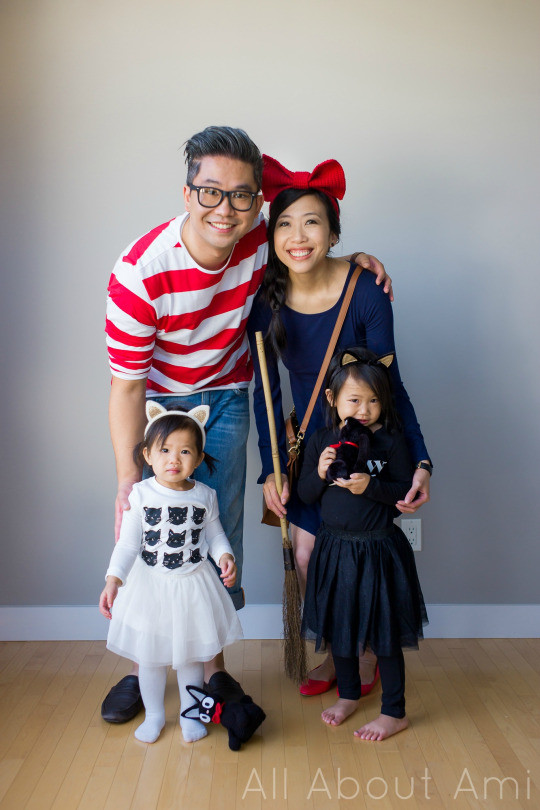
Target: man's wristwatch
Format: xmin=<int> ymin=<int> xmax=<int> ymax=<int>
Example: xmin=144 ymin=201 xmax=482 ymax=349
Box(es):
xmin=415 ymin=461 xmax=433 ymax=476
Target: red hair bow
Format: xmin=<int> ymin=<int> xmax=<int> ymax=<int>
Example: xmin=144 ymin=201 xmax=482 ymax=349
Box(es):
xmin=262 ymin=154 xmax=346 ymax=213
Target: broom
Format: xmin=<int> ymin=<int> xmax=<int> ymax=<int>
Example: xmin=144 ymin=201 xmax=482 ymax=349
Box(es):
xmin=255 ymin=331 xmax=307 ymax=684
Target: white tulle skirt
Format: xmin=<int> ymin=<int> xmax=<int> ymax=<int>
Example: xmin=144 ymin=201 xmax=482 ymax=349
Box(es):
xmin=106 ymin=556 xmax=243 ymax=669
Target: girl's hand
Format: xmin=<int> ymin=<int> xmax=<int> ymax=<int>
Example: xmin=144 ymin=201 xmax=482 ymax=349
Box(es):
xmin=318 ymin=446 xmax=337 ymax=480
xmin=396 ymin=467 xmax=431 ymax=513
xmin=335 ymin=473 xmax=370 ymax=495
xmin=99 ymin=576 xmax=122 ymax=619
xmin=263 ymin=473 xmax=290 ymax=519
xmin=219 ymin=554 xmax=237 ymax=588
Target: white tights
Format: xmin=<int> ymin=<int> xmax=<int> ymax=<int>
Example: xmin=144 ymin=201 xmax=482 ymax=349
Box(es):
xmin=135 ymin=661 xmax=207 ymax=743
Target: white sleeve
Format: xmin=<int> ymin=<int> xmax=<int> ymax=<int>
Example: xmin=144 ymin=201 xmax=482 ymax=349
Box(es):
xmin=105 ymin=490 xmax=143 ymax=584
xmin=205 ymin=490 xmax=234 ymax=565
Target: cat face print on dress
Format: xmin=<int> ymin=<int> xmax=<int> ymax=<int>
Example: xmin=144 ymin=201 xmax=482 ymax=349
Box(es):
xmin=167 ymin=529 xmax=186 ymax=548
xmin=144 ymin=530 xmax=161 ymax=546
xmin=163 ymin=551 xmax=184 ymax=570
xmin=189 ymin=549 xmax=203 ymax=564
xmin=168 ymin=506 xmax=188 ymax=525
xmin=192 ymin=506 xmax=206 ymax=525
xmin=144 ymin=507 xmax=162 ymax=526
xmin=191 ymin=528 xmax=201 ymax=545
xmin=142 ymin=548 xmax=158 ymax=566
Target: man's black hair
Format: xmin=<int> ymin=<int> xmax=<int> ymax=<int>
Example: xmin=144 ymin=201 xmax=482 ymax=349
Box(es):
xmin=183 ymin=126 xmax=263 ymax=190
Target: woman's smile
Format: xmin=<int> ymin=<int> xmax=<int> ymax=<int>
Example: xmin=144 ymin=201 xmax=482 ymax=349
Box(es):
xmin=288 ymin=248 xmax=313 ymax=259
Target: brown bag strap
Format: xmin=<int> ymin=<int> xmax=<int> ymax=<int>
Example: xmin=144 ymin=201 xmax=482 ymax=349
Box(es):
xmin=296 ymin=265 xmax=362 ymax=440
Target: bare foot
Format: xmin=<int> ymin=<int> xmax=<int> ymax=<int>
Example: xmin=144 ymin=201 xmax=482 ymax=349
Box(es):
xmin=308 ymin=655 xmax=336 ymax=682
xmin=321 ymin=698 xmax=359 ymax=726
xmin=354 ymin=713 xmax=408 ymax=741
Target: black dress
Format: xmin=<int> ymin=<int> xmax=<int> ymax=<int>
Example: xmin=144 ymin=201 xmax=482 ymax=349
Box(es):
xmin=298 ymin=425 xmax=428 ymax=659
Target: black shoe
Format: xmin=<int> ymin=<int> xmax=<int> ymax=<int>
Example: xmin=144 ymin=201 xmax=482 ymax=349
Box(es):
xmin=101 ymin=675 xmax=143 ymax=723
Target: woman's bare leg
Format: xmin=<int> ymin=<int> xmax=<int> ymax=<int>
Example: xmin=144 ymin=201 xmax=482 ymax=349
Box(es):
xmin=359 ymin=648 xmax=378 ymax=683
xmin=289 ymin=523 xmax=315 ymax=598
xmin=291 ymin=523 xmax=335 ymax=681
xmin=203 ymin=651 xmax=225 ymax=681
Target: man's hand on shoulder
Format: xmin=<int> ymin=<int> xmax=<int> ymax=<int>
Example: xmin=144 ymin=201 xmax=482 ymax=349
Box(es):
xmin=352 ymin=253 xmax=394 ymax=301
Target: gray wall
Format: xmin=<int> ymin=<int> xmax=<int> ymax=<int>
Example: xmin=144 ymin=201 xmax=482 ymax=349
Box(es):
xmin=1 ymin=0 xmax=539 ymax=607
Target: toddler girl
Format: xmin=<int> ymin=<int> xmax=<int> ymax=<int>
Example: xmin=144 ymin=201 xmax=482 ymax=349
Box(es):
xmin=99 ymin=401 xmax=242 ymax=743
xmin=298 ymin=347 xmax=428 ymax=740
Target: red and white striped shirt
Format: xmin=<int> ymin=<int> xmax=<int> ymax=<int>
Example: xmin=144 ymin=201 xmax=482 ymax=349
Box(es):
xmin=106 ymin=212 xmax=268 ymax=394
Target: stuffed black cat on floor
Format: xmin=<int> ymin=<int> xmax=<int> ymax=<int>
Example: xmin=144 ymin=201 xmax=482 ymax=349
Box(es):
xmin=326 ymin=416 xmax=372 ymax=482
xmin=181 ymin=672 xmax=266 ymax=751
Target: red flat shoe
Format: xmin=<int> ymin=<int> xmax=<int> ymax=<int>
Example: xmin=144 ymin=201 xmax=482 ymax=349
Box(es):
xmin=336 ymin=665 xmax=380 ymax=698
xmin=299 ymin=665 xmax=337 ymax=696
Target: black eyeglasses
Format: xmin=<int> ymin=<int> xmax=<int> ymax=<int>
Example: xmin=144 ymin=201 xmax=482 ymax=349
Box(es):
xmin=188 ymin=184 xmax=261 ymax=212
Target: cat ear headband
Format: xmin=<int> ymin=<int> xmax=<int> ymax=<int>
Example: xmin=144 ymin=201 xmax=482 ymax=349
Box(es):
xmin=144 ymin=401 xmax=209 ymax=448
xmin=341 ymin=350 xmax=394 ymax=369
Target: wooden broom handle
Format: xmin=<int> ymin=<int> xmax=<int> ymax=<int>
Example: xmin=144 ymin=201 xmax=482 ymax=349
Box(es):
xmin=255 ymin=332 xmax=289 ymax=546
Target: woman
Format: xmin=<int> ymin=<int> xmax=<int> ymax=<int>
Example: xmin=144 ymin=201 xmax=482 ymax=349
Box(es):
xmin=247 ymin=155 xmax=432 ymax=695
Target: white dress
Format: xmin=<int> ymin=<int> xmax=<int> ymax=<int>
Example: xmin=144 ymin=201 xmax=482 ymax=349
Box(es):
xmin=105 ymin=478 xmax=243 ymax=669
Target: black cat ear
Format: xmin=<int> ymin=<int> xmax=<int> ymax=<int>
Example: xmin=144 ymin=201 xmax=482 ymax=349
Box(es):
xmin=377 ymin=353 xmax=394 ymax=368
xmin=341 ymin=351 xmax=360 ymax=367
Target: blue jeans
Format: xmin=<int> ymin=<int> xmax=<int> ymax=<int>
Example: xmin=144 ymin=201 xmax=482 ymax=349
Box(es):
xmin=145 ymin=389 xmax=250 ymax=610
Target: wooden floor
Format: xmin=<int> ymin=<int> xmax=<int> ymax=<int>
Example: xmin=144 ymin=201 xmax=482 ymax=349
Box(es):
xmin=0 ymin=639 xmax=539 ymax=809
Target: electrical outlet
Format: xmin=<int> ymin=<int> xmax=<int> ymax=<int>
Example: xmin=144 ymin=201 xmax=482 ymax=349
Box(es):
xmin=401 ymin=518 xmax=422 ymax=551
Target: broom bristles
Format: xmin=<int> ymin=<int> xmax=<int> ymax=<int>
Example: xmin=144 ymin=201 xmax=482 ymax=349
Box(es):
xmin=282 ymin=569 xmax=308 ymax=684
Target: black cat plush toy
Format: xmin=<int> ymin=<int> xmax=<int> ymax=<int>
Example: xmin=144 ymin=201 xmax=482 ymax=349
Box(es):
xmin=326 ymin=416 xmax=372 ymax=482
xmin=181 ymin=672 xmax=266 ymax=751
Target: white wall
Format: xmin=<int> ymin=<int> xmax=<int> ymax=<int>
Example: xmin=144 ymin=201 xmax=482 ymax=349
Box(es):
xmin=1 ymin=0 xmax=539 ymax=614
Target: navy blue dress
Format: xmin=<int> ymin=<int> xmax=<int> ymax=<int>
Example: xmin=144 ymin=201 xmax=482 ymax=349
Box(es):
xmin=247 ymin=263 xmax=430 ymax=535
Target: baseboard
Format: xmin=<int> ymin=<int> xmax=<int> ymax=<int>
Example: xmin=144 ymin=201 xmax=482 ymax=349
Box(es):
xmin=0 ymin=604 xmax=539 ymax=641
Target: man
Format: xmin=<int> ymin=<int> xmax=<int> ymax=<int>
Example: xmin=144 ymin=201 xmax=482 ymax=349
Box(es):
xmin=102 ymin=126 xmax=406 ymax=722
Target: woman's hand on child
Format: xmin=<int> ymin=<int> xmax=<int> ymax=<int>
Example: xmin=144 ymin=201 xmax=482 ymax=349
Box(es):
xmin=396 ymin=467 xmax=430 ymax=513
xmin=318 ymin=446 xmax=337 ymax=480
xmin=99 ymin=576 xmax=122 ymax=619
xmin=219 ymin=554 xmax=237 ymax=588
xmin=335 ymin=473 xmax=371 ymax=495
xmin=263 ymin=473 xmax=290 ymax=519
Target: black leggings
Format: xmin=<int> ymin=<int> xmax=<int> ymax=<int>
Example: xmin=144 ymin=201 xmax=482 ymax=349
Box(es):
xmin=333 ymin=650 xmax=406 ymax=718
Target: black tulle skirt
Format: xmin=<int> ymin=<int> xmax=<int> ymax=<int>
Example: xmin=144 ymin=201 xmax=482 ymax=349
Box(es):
xmin=302 ymin=523 xmax=428 ymax=659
